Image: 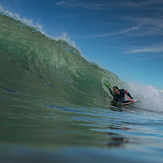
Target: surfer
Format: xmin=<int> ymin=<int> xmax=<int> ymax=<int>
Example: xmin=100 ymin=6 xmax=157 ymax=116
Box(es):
xmin=106 ymin=84 xmax=134 ymax=104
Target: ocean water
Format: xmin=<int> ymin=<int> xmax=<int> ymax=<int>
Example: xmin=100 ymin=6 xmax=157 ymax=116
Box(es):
xmin=1 ymin=8 xmax=163 ymax=163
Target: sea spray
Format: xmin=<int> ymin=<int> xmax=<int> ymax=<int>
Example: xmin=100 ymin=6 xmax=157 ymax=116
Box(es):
xmin=128 ymin=82 xmax=163 ymax=112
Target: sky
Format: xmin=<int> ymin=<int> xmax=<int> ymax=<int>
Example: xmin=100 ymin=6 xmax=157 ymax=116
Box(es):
xmin=0 ymin=0 xmax=163 ymax=89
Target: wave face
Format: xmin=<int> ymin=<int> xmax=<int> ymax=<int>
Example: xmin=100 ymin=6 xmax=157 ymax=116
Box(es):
xmin=0 ymin=11 xmax=125 ymax=110
xmin=1 ymin=10 xmax=163 ymax=113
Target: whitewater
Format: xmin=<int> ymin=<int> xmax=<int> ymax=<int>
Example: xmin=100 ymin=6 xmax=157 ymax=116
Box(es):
xmin=0 ymin=7 xmax=163 ymax=163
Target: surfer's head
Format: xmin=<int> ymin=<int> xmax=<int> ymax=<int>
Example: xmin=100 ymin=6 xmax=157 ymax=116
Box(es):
xmin=113 ymin=86 xmax=119 ymax=94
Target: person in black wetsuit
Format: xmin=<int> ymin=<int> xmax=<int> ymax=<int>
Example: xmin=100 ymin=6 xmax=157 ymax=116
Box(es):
xmin=106 ymin=85 xmax=134 ymax=104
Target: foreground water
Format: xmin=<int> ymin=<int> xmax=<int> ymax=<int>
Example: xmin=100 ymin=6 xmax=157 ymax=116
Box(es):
xmin=1 ymin=8 xmax=163 ymax=163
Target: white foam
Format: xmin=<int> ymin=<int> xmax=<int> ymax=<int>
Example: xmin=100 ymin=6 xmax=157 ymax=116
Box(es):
xmin=128 ymin=82 xmax=163 ymax=112
xmin=0 ymin=5 xmax=43 ymax=32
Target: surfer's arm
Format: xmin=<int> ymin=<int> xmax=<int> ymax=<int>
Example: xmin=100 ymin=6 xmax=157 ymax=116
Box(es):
xmin=107 ymin=87 xmax=114 ymax=97
xmin=114 ymin=97 xmax=119 ymax=102
xmin=125 ymin=90 xmax=133 ymax=99
xmin=106 ymin=84 xmax=118 ymax=101
xmin=107 ymin=87 xmax=119 ymax=101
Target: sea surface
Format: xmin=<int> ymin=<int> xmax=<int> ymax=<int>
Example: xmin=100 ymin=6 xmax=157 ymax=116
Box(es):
xmin=1 ymin=8 xmax=163 ymax=163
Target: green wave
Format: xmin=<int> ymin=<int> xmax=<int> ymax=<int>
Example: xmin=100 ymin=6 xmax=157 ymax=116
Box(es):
xmin=0 ymin=12 xmax=125 ymax=109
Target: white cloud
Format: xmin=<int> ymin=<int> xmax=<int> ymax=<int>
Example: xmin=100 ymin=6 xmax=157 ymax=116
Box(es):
xmin=56 ymin=1 xmax=65 ymax=6
xmin=56 ymin=0 xmax=163 ymax=10
xmin=124 ymin=45 xmax=163 ymax=61
xmin=57 ymin=14 xmax=83 ymax=18
xmin=56 ymin=0 xmax=109 ymax=9
xmin=76 ymin=26 xmax=140 ymax=38
xmin=120 ymin=15 xmax=163 ymax=37
xmin=124 ymin=17 xmax=163 ymax=28
xmin=132 ymin=55 xmax=163 ymax=61
xmin=126 ymin=45 xmax=163 ymax=54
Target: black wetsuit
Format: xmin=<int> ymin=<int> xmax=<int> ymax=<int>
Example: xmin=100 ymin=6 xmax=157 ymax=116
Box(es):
xmin=108 ymin=88 xmax=133 ymax=103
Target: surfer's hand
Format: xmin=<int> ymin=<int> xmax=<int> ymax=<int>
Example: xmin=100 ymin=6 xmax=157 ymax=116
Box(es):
xmin=130 ymin=100 xmax=134 ymax=104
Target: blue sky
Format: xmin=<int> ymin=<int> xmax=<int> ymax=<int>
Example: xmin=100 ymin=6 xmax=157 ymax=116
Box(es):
xmin=1 ymin=0 xmax=163 ymax=89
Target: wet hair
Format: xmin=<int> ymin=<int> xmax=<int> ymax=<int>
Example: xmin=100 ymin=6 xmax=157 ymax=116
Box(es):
xmin=113 ymin=86 xmax=119 ymax=89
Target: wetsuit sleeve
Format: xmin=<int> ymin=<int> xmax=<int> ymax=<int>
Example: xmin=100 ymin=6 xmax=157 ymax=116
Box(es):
xmin=107 ymin=87 xmax=118 ymax=101
xmin=125 ymin=90 xmax=133 ymax=99
xmin=108 ymin=87 xmax=114 ymax=96
xmin=113 ymin=97 xmax=119 ymax=101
